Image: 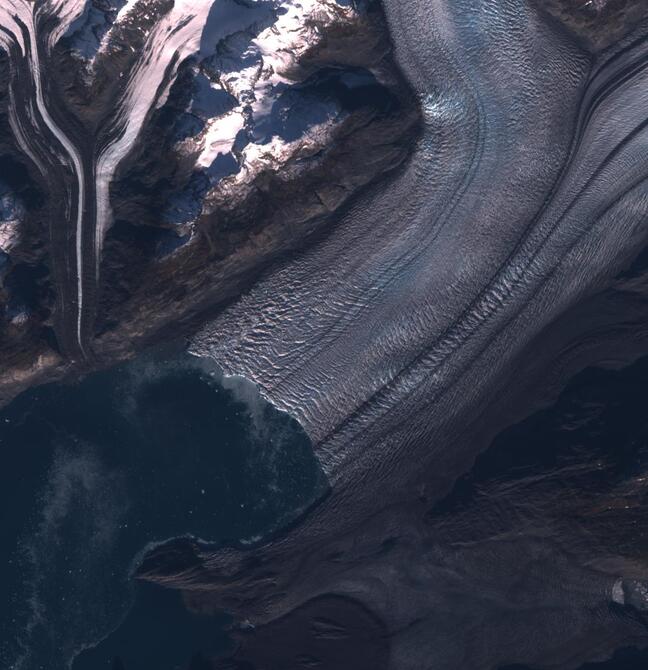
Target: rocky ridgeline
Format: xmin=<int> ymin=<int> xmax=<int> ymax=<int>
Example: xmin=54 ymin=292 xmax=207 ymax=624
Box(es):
xmin=538 ymin=0 xmax=648 ymax=49
xmin=0 ymin=0 xmax=420 ymax=401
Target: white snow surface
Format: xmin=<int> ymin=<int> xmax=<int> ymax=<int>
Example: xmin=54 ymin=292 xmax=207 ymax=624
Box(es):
xmin=0 ymin=0 xmax=360 ymax=352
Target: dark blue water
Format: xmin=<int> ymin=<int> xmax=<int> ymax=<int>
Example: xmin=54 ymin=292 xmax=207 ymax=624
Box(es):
xmin=0 ymin=346 xmax=327 ymax=670
xmin=75 ymin=583 xmax=230 ymax=670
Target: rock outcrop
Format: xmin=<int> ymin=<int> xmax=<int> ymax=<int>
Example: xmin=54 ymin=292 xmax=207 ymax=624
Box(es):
xmin=0 ymin=0 xmax=419 ymax=402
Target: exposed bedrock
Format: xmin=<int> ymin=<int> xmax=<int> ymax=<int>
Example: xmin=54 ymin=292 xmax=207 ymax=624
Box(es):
xmin=178 ymin=0 xmax=648 ymax=668
xmin=92 ymin=1 xmax=420 ymax=355
xmin=537 ymin=0 xmax=648 ymax=50
xmin=0 ymin=0 xmax=419 ymax=397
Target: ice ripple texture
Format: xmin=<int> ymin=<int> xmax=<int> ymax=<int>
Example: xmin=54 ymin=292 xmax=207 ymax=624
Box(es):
xmin=194 ymin=0 xmax=648 ymax=485
xmin=190 ymin=1 xmax=648 ymax=668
